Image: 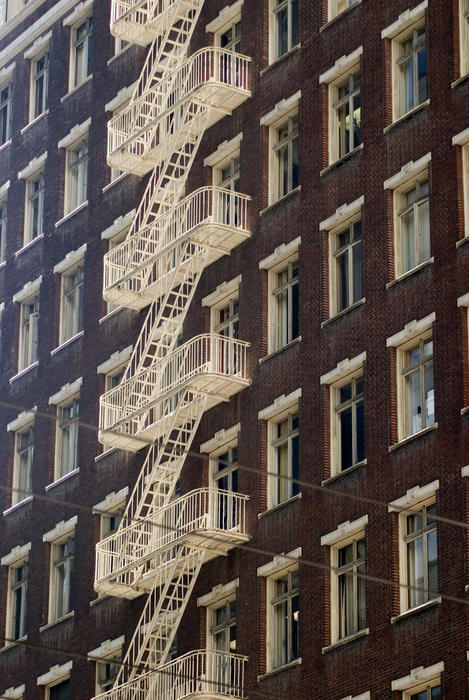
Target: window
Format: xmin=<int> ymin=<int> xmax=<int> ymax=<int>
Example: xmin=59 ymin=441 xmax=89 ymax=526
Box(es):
xmin=460 ymin=0 xmax=469 ymax=77
xmin=392 ymin=662 xmax=443 ymax=699
xmin=13 ymin=423 xmax=34 ymax=505
xmin=332 ymin=71 xmax=361 ymax=160
xmin=407 ymin=686 xmax=441 ymax=700
xmin=0 ymin=196 xmax=6 ymax=262
xmin=404 ymin=502 xmax=438 ymax=609
xmin=60 ymin=264 xmax=84 ymax=342
xmin=331 ymin=219 xmax=362 ymax=313
xmin=328 ymin=0 xmax=360 ymax=20
xmin=396 ymin=176 xmax=430 ymax=274
xmin=210 ymin=599 xmax=237 ymax=653
xmin=2 ymin=544 xmax=30 ymax=643
xmin=24 ymin=172 xmax=44 ymax=244
xmin=219 ymin=19 xmax=241 ymax=52
xmin=114 ymin=36 xmax=129 ymax=55
xmin=272 ymin=0 xmax=298 ymax=61
xmin=334 ymin=375 xmax=365 ymax=472
xmin=89 ymin=639 xmax=125 ymax=693
xmin=18 ymin=294 xmax=39 ymax=371
xmin=401 ymin=335 xmax=434 ymax=438
xmin=56 ymin=396 xmax=80 ymax=478
xmin=50 ymin=536 xmax=74 ymax=620
xmin=70 ymin=17 xmax=93 ymax=88
xmin=269 ymin=569 xmax=299 ymax=669
xmin=273 ymin=113 xmax=299 ymax=200
xmin=216 ymin=154 xmax=240 ymax=192
xmin=0 ymin=84 xmax=12 ymax=145
xmin=48 ymin=680 xmax=70 ymax=700
xmin=271 ymin=259 xmax=299 ymax=351
xmin=37 ymin=661 xmax=72 ymax=700
xmin=4 ymin=0 xmax=29 ymax=21
xmin=382 ymin=6 xmax=428 ymax=123
xmin=65 ymin=138 xmax=88 ymax=213
xmin=270 ymin=410 xmax=299 ymax=506
xmin=31 ymin=52 xmax=49 ymax=119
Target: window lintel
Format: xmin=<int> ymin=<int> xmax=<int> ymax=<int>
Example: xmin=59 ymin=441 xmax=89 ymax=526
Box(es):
xmin=43 ymin=516 xmax=77 ymax=543
xmin=202 ymin=275 xmax=242 ymax=307
xmin=340 ymin=693 xmax=370 ymax=700
xmin=383 ymin=153 xmax=431 ymax=191
xmin=87 ymin=635 xmax=124 ymax=660
xmin=200 ymin=423 xmax=241 ymax=454
xmin=97 ymin=346 xmax=132 ymax=374
xmin=258 ymin=388 xmax=301 ymax=421
xmin=257 ymin=547 xmax=301 ymax=577
xmin=203 ymin=132 xmax=243 ymax=167
xmin=457 ymin=292 xmax=469 ymax=308
xmin=197 ymin=577 xmax=239 ymax=606
xmin=58 ymin=118 xmax=91 ymax=149
xmin=388 ymin=480 xmax=439 ymax=513
xmin=37 ymin=661 xmax=73 ymax=686
xmin=7 ymin=408 xmax=36 ymax=432
xmin=320 ymin=196 xmax=364 ymax=232
xmin=53 ymin=244 xmax=87 ymax=274
xmin=320 ymin=352 xmax=366 ymax=385
xmin=0 ymin=62 xmax=15 ymax=83
xmin=13 ymin=275 xmax=42 ymax=303
xmin=319 ymin=46 xmax=362 ymax=85
xmin=0 ymin=180 xmax=10 ymax=198
xmin=391 ymin=661 xmax=443 ymax=692
xmin=259 ymin=237 xmax=301 ymax=270
xmin=386 ymin=312 xmax=435 ymax=347
xmin=63 ymin=0 xmax=93 ymax=27
xmin=260 ymin=91 xmax=301 ymax=127
xmin=381 ymin=0 xmax=428 ymax=40
xmin=452 ymin=126 xmax=469 ymax=147
xmin=92 ymin=487 xmax=129 ymax=514
xmin=321 ymin=514 xmax=368 ymax=546
xmin=206 ymin=0 xmax=243 ymax=33
xmin=24 ymin=31 xmax=52 ymax=59
xmin=2 ymin=685 xmax=25 ymax=700
xmin=18 ymin=151 xmax=47 ymax=180
xmin=48 ymin=377 xmax=82 ymax=405
xmin=101 ymin=210 xmax=135 ymax=240
xmin=105 ymin=82 xmax=137 ymax=113
xmin=1 ymin=541 xmax=31 ymax=567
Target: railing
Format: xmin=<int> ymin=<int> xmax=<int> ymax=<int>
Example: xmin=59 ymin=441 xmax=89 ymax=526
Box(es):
xmin=100 ymin=334 xmax=249 ymax=434
xmin=111 ymin=0 xmax=177 ymax=33
xmin=93 ymin=649 xmax=247 ymax=700
xmin=108 ymin=47 xmax=251 ymax=158
xmin=104 ymin=186 xmax=250 ymax=296
xmin=95 ymin=488 xmax=248 ymax=586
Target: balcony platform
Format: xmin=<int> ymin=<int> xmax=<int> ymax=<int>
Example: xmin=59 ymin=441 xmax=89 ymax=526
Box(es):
xmin=110 ymin=0 xmax=201 ymax=46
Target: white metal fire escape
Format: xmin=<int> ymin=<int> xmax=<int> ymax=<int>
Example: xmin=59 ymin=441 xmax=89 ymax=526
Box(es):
xmin=93 ymin=1 xmax=251 ymax=698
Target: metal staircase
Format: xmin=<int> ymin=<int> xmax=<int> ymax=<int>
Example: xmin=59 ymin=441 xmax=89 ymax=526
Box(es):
xmin=93 ymin=1 xmax=251 ymax=698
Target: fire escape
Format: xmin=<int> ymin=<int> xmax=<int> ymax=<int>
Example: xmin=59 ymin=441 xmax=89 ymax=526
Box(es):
xmin=93 ymin=1 xmax=251 ymax=698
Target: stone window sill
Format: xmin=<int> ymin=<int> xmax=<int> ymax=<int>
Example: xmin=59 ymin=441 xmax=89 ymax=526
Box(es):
xmin=258 ymin=493 xmax=302 ymax=519
xmin=3 ymin=496 xmax=33 ymax=516
xmin=384 ymin=100 xmax=430 ymax=134
xmin=0 ymin=635 xmax=27 ymax=653
xmin=259 ymin=336 xmax=302 ymax=364
xmin=20 ymin=110 xmax=48 ymax=135
xmin=39 ymin=611 xmax=74 ymax=632
xmin=51 ymin=331 xmax=84 ymax=355
xmin=451 ymin=73 xmax=469 ymax=89
xmin=55 ymin=201 xmax=88 ymax=228
xmin=257 ymin=657 xmax=302 ymax=681
xmin=322 ymin=459 xmax=367 ymax=486
xmin=320 ymin=0 xmax=362 ymax=31
xmin=321 ymin=298 xmax=366 ymax=328
xmin=322 ymin=627 xmax=369 ymax=653
xmin=94 ymin=448 xmax=118 ymax=462
xmin=386 ymin=258 xmax=433 ymax=289
xmin=456 ymin=236 xmax=469 ymax=249
xmin=320 ymin=144 xmax=363 ymax=177
xmin=15 ymin=234 xmax=44 ymax=257
xmin=0 ymin=260 xmax=5 ymax=269
xmin=260 ymin=186 xmax=301 ymax=217
xmin=389 ymin=424 xmax=438 ymax=452
xmin=99 ymin=306 xmax=126 ymax=324
xmin=107 ymin=44 xmax=132 ymax=65
xmin=90 ymin=594 xmax=110 ymax=606
xmin=0 ymin=139 xmax=12 ymax=153
xmin=60 ymin=75 xmax=93 ymax=103
xmin=391 ymin=597 xmax=441 ymax=623
xmin=261 ymin=45 xmax=301 ymax=76
xmin=102 ymin=172 xmax=129 ymax=193
xmin=461 ymin=405 xmax=469 ymax=416
xmin=45 ymin=468 xmax=80 ymax=491
xmin=9 ymin=361 xmax=39 ymax=383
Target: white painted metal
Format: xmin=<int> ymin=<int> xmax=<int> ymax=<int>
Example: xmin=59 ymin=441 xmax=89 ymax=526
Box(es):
xmin=93 ymin=0 xmax=251 ymax=696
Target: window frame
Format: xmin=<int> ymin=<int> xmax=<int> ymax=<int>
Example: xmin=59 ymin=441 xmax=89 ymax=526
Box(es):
xmin=329 ymin=68 xmax=361 ymax=163
xmin=12 ymin=421 xmax=34 ymax=506
xmin=48 ymin=534 xmax=75 ymax=623
xmin=331 ymin=372 xmax=365 ymax=475
xmin=387 ymin=14 xmax=428 ymax=123
xmin=397 ymin=332 xmax=434 ymax=440
xmin=69 ymin=15 xmax=93 ymax=89
xmin=327 ymin=0 xmax=360 ymax=21
xmin=394 ymin=172 xmax=430 ymax=276
xmin=18 ymin=293 xmax=39 ymax=371
xmin=30 ymin=50 xmax=49 ymax=121
xmin=24 ymin=171 xmax=45 ymax=245
xmin=459 ymin=0 xmax=469 ymax=77
xmin=0 ymin=82 xmax=13 ymax=146
xmin=59 ymin=263 xmax=84 ymax=344
xmin=270 ymin=0 xmax=299 ymax=63
xmin=269 ymin=256 xmax=299 ymax=353
xmin=329 ymin=214 xmax=363 ymax=316
xmin=400 ymin=499 xmax=438 ymax=612
xmin=268 ymin=407 xmax=299 ymax=508
xmin=54 ymin=394 xmax=80 ymax=481
xmin=266 ymin=567 xmax=299 ymax=671
xmin=4 ymin=553 xmax=29 ymax=643
xmin=463 ymin=142 xmax=469 ymax=238
xmin=0 ymin=195 xmax=7 ymax=262
xmin=65 ymin=136 xmax=89 ymax=214
xmin=271 ymin=111 xmax=299 ymax=202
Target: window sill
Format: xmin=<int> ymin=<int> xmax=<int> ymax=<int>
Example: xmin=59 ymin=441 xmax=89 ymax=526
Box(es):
xmin=386 ymin=258 xmax=433 ymax=289
xmin=320 ymin=0 xmax=362 ymax=31
xmin=261 ymin=44 xmax=301 ymax=76
xmin=107 ymin=44 xmax=132 ymax=65
xmin=60 ymin=74 xmax=93 ymax=102
xmin=39 ymin=611 xmax=74 ymax=632
xmin=259 ymin=186 xmax=301 ymax=217
xmin=384 ymin=100 xmax=430 ymax=134
xmin=99 ymin=306 xmax=125 ymax=324
xmin=95 ymin=448 xmax=118 ymax=462
xmin=258 ymin=493 xmax=302 ymax=519
xmin=45 ymin=468 xmax=80 ymax=491
xmin=0 ymin=139 xmax=12 ymax=153
xmin=320 ymin=144 xmax=363 ymax=177
xmin=15 ymin=233 xmax=44 ymax=257
xmin=9 ymin=361 xmax=39 ymax=383
xmin=456 ymin=236 xmax=469 ymax=249
xmin=321 ymin=459 xmax=367 ymax=486
xmin=3 ymin=496 xmax=33 ymax=516
xmin=451 ymin=73 xmax=469 ymax=89
xmin=90 ymin=594 xmax=110 ymax=606
xmin=51 ymin=331 xmax=84 ymax=355
xmin=391 ymin=597 xmax=442 ymax=624
xmin=257 ymin=657 xmax=302 ymax=681
xmin=322 ymin=627 xmax=369 ymax=653
xmin=259 ymin=336 xmax=302 ymax=364
xmin=0 ymin=635 xmax=27 ymax=653
xmin=461 ymin=405 xmax=469 ymax=416
xmin=55 ymin=201 xmax=88 ymax=228
xmin=102 ymin=172 xmax=129 ymax=193
xmin=0 ymin=260 xmax=5 ymax=269
xmin=20 ymin=110 xmax=49 ymax=135
xmin=389 ymin=423 xmax=438 ymax=452
xmin=321 ymin=298 xmax=366 ymax=328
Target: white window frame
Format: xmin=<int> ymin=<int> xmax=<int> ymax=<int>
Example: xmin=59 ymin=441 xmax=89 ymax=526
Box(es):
xmin=13 ymin=421 xmax=34 ymax=506
xmin=257 ymin=548 xmax=301 ymax=673
xmin=259 ymin=389 xmax=301 ymax=509
xmin=88 ymin=636 xmax=124 ymax=695
xmin=101 ymin=209 xmax=134 ymax=315
xmin=198 ymin=578 xmax=239 ymax=652
xmin=460 ymin=0 xmax=469 ymax=77
xmin=93 ymin=488 xmax=128 ymax=540
xmin=381 ymin=2 xmax=428 ymax=122
xmin=269 ymin=255 xmax=299 ymax=352
xmin=1 ymin=543 xmax=31 ymax=644
xmin=389 ymin=480 xmax=439 ymax=615
xmin=55 ymin=394 xmax=80 ymax=480
xmin=391 ymin=661 xmax=443 ymax=698
xmin=65 ymin=136 xmax=88 ymax=214
xmin=0 ymin=82 xmax=12 ymax=145
xmin=43 ymin=518 xmax=77 ymax=624
xmin=261 ymin=93 xmax=300 ymax=206
xmin=59 ymin=263 xmax=84 ymax=344
xmin=18 ymin=293 xmax=39 ymax=371
xmin=0 ymin=192 xmax=7 ymax=262
xmin=328 ymin=0 xmax=360 ymax=21
xmin=30 ymin=51 xmax=49 ymax=120
xmin=270 ymin=0 xmax=299 ymax=63
xmin=321 ymin=516 xmax=368 ymax=645
xmin=69 ymin=15 xmax=93 ymax=89
xmin=24 ymin=170 xmax=45 ymax=244
xmin=320 ymin=48 xmax=362 ymax=165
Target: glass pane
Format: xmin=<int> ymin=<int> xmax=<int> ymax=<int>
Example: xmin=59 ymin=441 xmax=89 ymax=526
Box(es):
xmin=417 ymin=198 xmax=430 ymax=263
xmin=356 ymin=398 xmax=365 ymax=463
xmin=352 ymin=92 xmax=361 ymax=148
xmin=428 ymin=529 xmax=438 ymax=598
xmin=408 ymin=536 xmax=424 ymax=607
xmin=401 ymin=208 xmax=416 ymax=272
xmin=424 ymin=360 xmax=434 ymax=426
xmin=431 ymin=686 xmax=442 ymax=700
xmin=337 ymin=249 xmax=349 ymax=310
xmin=352 ymin=240 xmax=362 ymax=303
xmin=417 ymin=45 xmax=427 ymax=103
xmin=406 ymin=368 xmax=422 ymax=435
xmin=340 ymin=406 xmax=353 ymax=470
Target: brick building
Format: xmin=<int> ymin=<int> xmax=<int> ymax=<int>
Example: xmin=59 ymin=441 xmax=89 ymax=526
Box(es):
xmin=0 ymin=0 xmax=468 ymax=698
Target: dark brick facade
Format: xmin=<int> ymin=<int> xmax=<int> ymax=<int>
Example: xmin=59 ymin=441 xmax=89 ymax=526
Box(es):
xmin=0 ymin=0 xmax=468 ymax=698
